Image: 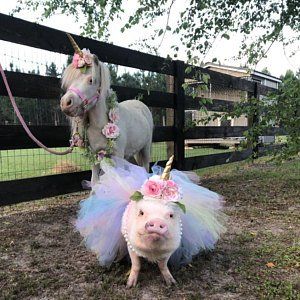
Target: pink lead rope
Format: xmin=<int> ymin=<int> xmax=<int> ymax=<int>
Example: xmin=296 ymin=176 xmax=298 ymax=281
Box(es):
xmin=0 ymin=63 xmax=74 ymax=155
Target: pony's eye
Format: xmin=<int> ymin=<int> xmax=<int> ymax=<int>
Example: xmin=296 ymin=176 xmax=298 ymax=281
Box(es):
xmin=88 ymin=77 xmax=93 ymax=84
xmin=170 ymin=213 xmax=174 ymax=218
xmin=139 ymin=210 xmax=144 ymax=216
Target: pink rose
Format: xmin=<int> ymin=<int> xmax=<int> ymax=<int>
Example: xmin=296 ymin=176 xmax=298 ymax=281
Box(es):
xmin=97 ymin=149 xmax=107 ymax=160
xmin=77 ymin=57 xmax=85 ymax=68
xmin=82 ymin=49 xmax=93 ymax=65
xmin=109 ymin=108 xmax=119 ymax=123
xmin=141 ymin=178 xmax=164 ymax=198
xmin=165 ymin=180 xmax=177 ymax=187
xmin=76 ymin=138 xmax=85 ymax=148
xmin=72 ymin=53 xmax=80 ymax=68
xmin=162 ymin=180 xmax=180 ymax=201
xmin=102 ymin=123 xmax=120 ymax=139
xmin=70 ymin=134 xmax=84 ymax=147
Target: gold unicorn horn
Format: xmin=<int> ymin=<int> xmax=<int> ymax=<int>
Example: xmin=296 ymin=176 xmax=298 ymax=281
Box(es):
xmin=161 ymin=155 xmax=174 ymax=180
xmin=67 ymin=33 xmax=83 ymax=57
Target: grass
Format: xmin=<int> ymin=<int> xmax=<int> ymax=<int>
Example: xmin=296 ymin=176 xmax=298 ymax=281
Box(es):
xmin=0 ymin=143 xmax=231 ymax=180
xmin=0 ymin=157 xmax=299 ymax=299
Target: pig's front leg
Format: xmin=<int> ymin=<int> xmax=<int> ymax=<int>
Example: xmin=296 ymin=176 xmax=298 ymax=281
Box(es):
xmin=158 ymin=258 xmax=176 ymax=286
xmin=127 ymin=250 xmax=141 ymax=288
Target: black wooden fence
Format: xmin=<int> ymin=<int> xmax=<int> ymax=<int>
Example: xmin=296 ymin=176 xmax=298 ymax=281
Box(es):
xmin=0 ymin=13 xmax=279 ymax=206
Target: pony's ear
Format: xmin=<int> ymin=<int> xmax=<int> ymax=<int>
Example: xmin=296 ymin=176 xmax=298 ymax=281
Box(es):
xmin=91 ymin=54 xmax=100 ymax=85
xmin=98 ymin=61 xmax=111 ymax=100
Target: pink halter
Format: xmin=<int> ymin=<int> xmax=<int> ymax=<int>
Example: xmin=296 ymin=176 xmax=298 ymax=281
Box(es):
xmin=68 ymin=86 xmax=100 ymax=111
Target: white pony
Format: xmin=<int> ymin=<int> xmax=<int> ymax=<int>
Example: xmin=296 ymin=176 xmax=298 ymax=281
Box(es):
xmin=60 ymin=36 xmax=153 ymax=186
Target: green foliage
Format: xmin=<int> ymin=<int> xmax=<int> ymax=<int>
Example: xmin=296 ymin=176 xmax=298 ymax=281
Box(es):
xmin=13 ymin=0 xmax=300 ymax=65
xmin=174 ymin=201 xmax=186 ymax=213
xmin=45 ymin=62 xmax=59 ymax=77
xmin=268 ymin=71 xmax=300 ymax=159
xmin=109 ymin=66 xmax=167 ymax=125
xmin=110 ymin=67 xmax=166 ymax=92
xmin=12 ymin=0 xmax=300 ymax=160
xmin=260 ymin=67 xmax=271 ymax=75
xmin=204 ymin=71 xmax=300 ymax=160
xmin=130 ymin=191 xmax=143 ymax=201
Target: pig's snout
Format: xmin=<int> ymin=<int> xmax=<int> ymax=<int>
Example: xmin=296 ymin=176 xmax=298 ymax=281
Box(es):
xmin=145 ymin=219 xmax=168 ymax=235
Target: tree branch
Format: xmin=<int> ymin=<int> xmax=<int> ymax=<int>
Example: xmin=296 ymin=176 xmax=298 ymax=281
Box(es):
xmin=157 ymin=0 xmax=175 ymax=50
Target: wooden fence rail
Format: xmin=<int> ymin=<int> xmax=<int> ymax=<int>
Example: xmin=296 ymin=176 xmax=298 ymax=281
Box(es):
xmin=0 ymin=13 xmax=284 ymax=206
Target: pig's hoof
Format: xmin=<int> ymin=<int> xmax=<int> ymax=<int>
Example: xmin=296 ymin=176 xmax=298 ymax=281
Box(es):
xmin=164 ymin=275 xmax=177 ymax=286
xmin=126 ymin=274 xmax=138 ymax=289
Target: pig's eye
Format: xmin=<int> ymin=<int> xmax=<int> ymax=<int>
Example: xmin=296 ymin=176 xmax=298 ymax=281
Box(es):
xmin=139 ymin=210 xmax=144 ymax=216
xmin=170 ymin=213 xmax=174 ymax=218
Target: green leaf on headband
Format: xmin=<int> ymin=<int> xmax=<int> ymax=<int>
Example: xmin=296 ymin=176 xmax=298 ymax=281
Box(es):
xmin=174 ymin=201 xmax=186 ymax=213
xmin=80 ymin=65 xmax=87 ymax=73
xmin=130 ymin=191 xmax=143 ymax=201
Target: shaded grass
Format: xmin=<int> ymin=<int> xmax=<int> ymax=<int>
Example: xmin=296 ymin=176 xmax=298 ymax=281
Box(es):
xmin=0 ymin=158 xmax=299 ymax=299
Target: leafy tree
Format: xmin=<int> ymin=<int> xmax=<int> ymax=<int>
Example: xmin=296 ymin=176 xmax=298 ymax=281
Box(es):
xmin=13 ymin=0 xmax=300 ymax=158
xmin=28 ymin=66 xmax=40 ymax=75
xmin=260 ymin=67 xmax=271 ymax=75
xmin=9 ymin=62 xmax=14 ymax=71
xmin=13 ymin=0 xmax=300 ymax=65
xmin=8 ymin=61 xmax=21 ymax=73
xmin=205 ymin=71 xmax=300 ymax=159
xmin=109 ymin=68 xmax=166 ymax=125
xmin=46 ymin=62 xmax=59 ymax=77
xmin=280 ymin=69 xmax=296 ymax=81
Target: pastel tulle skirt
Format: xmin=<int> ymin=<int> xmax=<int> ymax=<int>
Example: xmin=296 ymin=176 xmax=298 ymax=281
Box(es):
xmin=76 ymin=157 xmax=226 ymax=269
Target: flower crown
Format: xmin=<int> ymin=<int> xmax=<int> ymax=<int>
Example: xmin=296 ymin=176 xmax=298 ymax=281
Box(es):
xmin=130 ymin=156 xmax=186 ymax=213
xmin=67 ymin=33 xmax=93 ymax=73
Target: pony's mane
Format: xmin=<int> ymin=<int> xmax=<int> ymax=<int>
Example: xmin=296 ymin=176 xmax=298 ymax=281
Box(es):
xmin=61 ymin=64 xmax=90 ymax=90
xmin=62 ymin=60 xmax=112 ymax=137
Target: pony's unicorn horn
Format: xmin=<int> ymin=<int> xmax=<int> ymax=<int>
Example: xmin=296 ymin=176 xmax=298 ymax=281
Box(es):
xmin=161 ymin=155 xmax=174 ymax=180
xmin=67 ymin=33 xmax=83 ymax=57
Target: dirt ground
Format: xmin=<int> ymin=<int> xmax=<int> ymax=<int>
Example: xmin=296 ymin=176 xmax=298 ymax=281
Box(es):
xmin=0 ymin=159 xmax=299 ymax=300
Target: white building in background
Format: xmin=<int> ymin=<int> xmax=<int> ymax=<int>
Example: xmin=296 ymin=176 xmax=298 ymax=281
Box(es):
xmin=185 ymin=63 xmax=282 ymax=146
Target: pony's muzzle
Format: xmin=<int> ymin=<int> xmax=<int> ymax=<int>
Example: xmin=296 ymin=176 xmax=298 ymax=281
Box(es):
xmin=61 ymin=95 xmax=73 ymax=109
xmin=60 ymin=94 xmax=75 ymax=115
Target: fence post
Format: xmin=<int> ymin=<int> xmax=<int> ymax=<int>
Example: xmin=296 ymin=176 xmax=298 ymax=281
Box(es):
xmin=166 ymin=75 xmax=174 ymax=158
xmin=252 ymin=82 xmax=260 ymax=159
xmin=173 ymin=60 xmax=185 ymax=170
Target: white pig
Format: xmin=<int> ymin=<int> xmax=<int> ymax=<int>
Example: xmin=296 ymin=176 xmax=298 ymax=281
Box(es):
xmin=122 ymin=197 xmax=182 ymax=288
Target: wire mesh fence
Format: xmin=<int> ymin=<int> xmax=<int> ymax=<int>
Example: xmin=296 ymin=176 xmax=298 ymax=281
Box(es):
xmin=0 ymin=40 xmax=69 ymax=76
xmin=0 ymin=144 xmax=169 ymax=181
xmin=0 ymin=40 xmax=256 ymax=182
xmin=0 ymin=96 xmax=67 ymax=126
xmin=0 ymin=82 xmax=247 ymax=181
xmin=0 ymin=148 xmax=91 ymax=181
xmin=0 ymin=39 xmax=169 ymax=182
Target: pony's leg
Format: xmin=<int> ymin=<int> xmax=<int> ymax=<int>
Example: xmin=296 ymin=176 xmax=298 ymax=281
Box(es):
xmin=136 ymin=142 xmax=151 ymax=172
xmin=128 ymin=156 xmax=138 ymax=165
xmin=91 ymin=163 xmax=100 ymax=186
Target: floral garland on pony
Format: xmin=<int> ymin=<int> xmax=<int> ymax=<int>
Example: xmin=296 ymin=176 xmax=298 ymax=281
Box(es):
xmin=68 ymin=46 xmax=120 ymax=165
